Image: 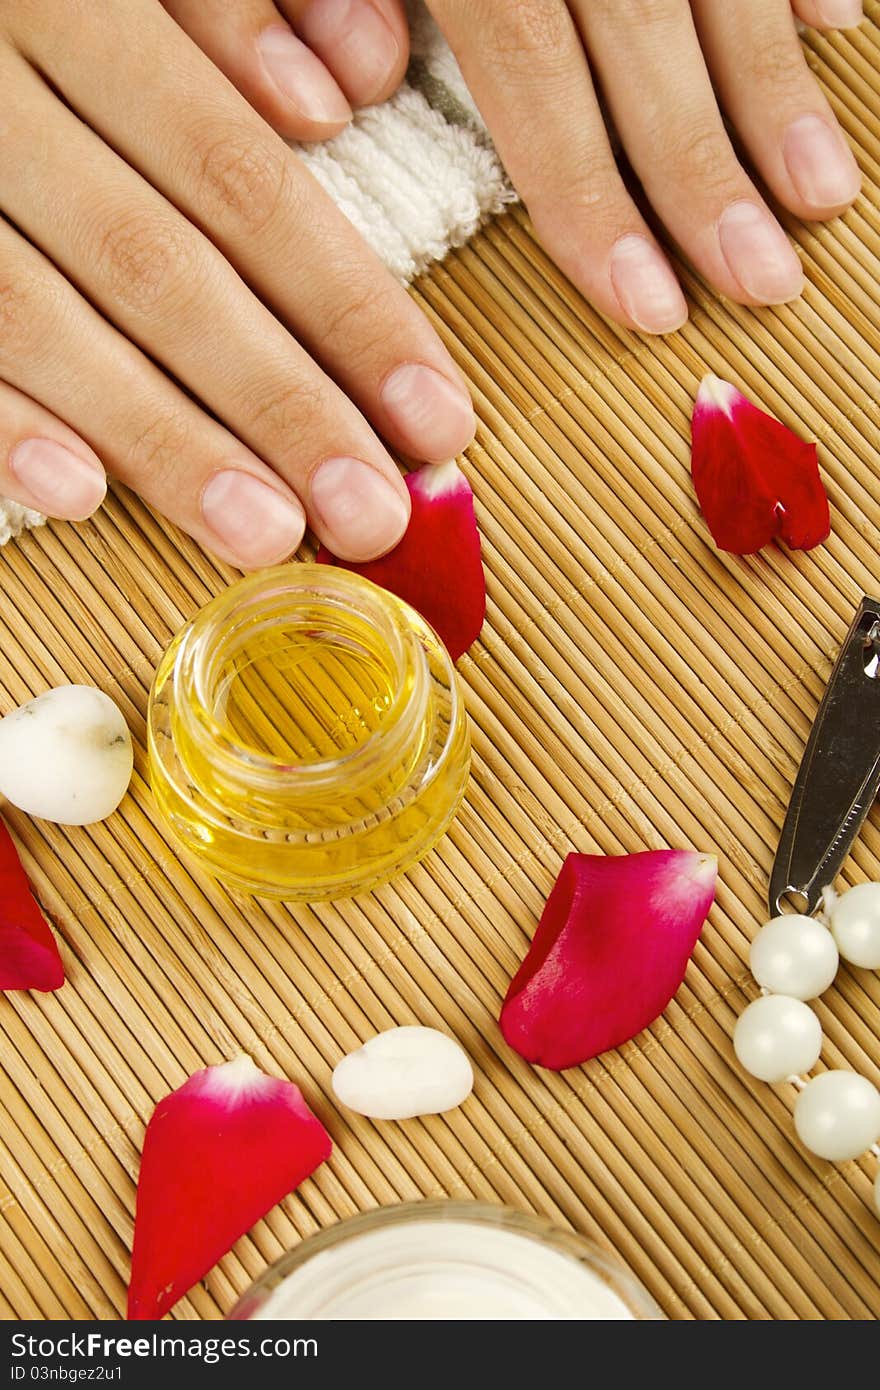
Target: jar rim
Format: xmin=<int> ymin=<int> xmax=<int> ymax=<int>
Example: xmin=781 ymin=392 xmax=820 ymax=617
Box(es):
xmin=175 ymin=563 xmax=433 ymax=789
xmin=227 ymin=1200 xmax=664 ymax=1320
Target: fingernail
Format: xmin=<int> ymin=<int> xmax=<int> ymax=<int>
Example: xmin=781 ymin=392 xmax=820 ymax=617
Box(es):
xmin=609 ymin=235 xmax=688 ymax=334
xmin=9 ymin=438 xmax=106 ymax=519
xmin=201 ymin=471 xmax=305 ymax=566
xmin=819 ymin=1 xmax=862 ymax=27
xmin=297 ymin=0 xmax=400 ymax=103
xmin=257 ymin=24 xmax=351 ymax=124
xmin=718 ymin=201 xmax=804 ymax=303
xmin=310 ymin=456 xmax=409 ymax=560
xmin=380 ymin=364 xmax=475 ymax=460
xmin=783 ymin=114 xmax=861 ymax=209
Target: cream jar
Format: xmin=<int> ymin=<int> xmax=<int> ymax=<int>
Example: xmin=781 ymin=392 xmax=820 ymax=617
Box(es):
xmin=147 ymin=565 xmax=471 ymax=899
xmin=229 ymin=1202 xmax=663 ymax=1320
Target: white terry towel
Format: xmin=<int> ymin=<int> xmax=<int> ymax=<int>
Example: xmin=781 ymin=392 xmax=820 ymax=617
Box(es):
xmin=298 ymin=0 xmax=515 ymax=282
xmin=0 ymin=2 xmax=515 ymax=545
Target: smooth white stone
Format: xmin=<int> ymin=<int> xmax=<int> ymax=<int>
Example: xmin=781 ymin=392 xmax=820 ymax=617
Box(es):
xmin=733 ymin=995 xmax=822 ymax=1083
xmin=332 ymin=1026 xmax=474 ymax=1121
xmin=793 ymin=1071 xmax=880 ymax=1162
xmin=749 ymin=914 xmax=839 ymax=1000
xmin=828 ymin=883 xmax=880 ymax=969
xmin=0 ymin=685 xmax=133 ymax=825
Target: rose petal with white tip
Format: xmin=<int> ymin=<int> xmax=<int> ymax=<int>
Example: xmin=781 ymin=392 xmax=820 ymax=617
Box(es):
xmin=500 ymin=850 xmax=717 ymax=1070
xmin=691 ymin=374 xmax=829 ymax=554
xmin=128 ymin=1057 xmax=332 ymax=1320
xmin=318 ymin=459 xmax=485 ymax=661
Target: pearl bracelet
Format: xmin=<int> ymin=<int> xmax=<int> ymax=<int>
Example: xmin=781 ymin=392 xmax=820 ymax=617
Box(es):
xmin=733 ymin=882 xmax=880 ymax=1218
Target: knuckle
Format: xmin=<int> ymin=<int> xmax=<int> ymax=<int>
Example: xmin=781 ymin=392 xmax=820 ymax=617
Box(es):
xmin=121 ymin=406 xmax=191 ymax=493
xmin=0 ymin=268 xmax=55 ymax=366
xmin=95 ymin=211 xmax=195 ymax=316
xmin=557 ymin=162 xmax=620 ymax=219
xmin=525 ymin=155 xmax=621 ymax=238
xmin=659 ymin=119 xmax=736 ymax=192
xmin=590 ymin=0 xmax=678 ymax=26
xmin=632 ymin=0 xmax=679 ymax=19
xmin=191 ymin=126 xmax=289 ymax=236
xmin=245 ymin=377 xmax=326 ymax=454
xmin=447 ymin=0 xmax=572 ymax=70
xmin=501 ymin=0 xmax=573 ymax=55
xmin=747 ymin=34 xmax=803 ymax=90
xmin=310 ymin=277 xmax=392 ymax=361
xmin=0 ymin=274 xmax=34 ymax=357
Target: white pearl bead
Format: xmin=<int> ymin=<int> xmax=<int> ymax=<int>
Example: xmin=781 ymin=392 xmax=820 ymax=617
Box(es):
xmin=749 ymin=914 xmax=839 ymax=1000
xmin=733 ymin=995 xmax=822 ymax=1083
xmin=793 ymin=1071 xmax=880 ymax=1162
xmin=828 ymin=883 xmax=880 ymax=969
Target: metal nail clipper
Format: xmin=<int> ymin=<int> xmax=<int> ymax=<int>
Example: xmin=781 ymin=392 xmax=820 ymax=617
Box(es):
xmin=769 ymin=596 xmax=880 ymax=918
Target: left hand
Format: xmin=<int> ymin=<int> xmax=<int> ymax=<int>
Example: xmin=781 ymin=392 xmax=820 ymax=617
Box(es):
xmin=160 ymin=0 xmax=411 ymax=139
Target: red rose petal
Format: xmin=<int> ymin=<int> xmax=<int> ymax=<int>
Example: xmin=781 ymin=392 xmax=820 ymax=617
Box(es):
xmin=317 ymin=459 xmax=485 ymax=661
xmin=0 ymin=816 xmax=64 ymax=992
xmin=500 ymin=850 xmax=717 ymax=1070
xmin=128 ymin=1058 xmax=332 ymax=1320
xmin=691 ymin=374 xmax=830 ymax=554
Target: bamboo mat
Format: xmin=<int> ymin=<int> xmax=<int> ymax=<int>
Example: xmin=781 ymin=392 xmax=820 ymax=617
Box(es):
xmin=2 ymin=19 xmax=880 ymax=1325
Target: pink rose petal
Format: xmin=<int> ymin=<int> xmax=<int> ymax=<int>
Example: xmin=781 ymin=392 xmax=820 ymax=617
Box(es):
xmin=318 ymin=459 xmax=485 ymax=661
xmin=0 ymin=816 xmax=64 ymax=992
xmin=128 ymin=1057 xmax=332 ymax=1320
xmin=500 ymin=850 xmax=717 ymax=1070
xmin=691 ymin=374 xmax=829 ymax=554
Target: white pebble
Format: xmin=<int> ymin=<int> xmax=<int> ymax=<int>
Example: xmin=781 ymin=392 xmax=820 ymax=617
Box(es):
xmin=733 ymin=995 xmax=822 ymax=1083
xmin=793 ymin=1071 xmax=880 ymax=1162
xmin=749 ymin=914 xmax=839 ymax=1000
xmin=0 ymin=685 xmax=133 ymax=825
xmin=828 ymin=883 xmax=880 ymax=970
xmin=332 ymin=1026 xmax=473 ymax=1121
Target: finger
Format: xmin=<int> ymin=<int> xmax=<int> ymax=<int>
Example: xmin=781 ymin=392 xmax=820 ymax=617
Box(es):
xmin=790 ymin=1 xmax=863 ymax=29
xmin=0 ymin=217 xmax=307 ymax=568
xmin=162 ymin=0 xmax=352 ymax=140
xmin=574 ymin=0 xmax=804 ymax=306
xmin=0 ymin=381 xmax=106 ymax=521
xmin=426 ymin=0 xmax=687 ymax=333
xmin=18 ymin=0 xmax=474 ymax=464
xmin=693 ymin=0 xmax=861 ymax=220
xmin=0 ymin=57 xmax=411 ymax=562
xmin=284 ymin=0 xmax=409 ymax=107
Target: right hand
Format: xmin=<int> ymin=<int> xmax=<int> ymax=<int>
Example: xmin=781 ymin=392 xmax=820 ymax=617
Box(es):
xmin=0 ymin=0 xmax=475 ymax=567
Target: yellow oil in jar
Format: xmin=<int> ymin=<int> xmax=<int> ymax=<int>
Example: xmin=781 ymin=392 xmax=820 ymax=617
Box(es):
xmin=148 ymin=566 xmax=471 ymax=899
xmin=216 ymin=624 xmax=395 ymax=766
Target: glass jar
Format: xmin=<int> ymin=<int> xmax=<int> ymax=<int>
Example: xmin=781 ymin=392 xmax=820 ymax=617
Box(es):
xmin=228 ymin=1202 xmax=663 ymax=1320
xmin=147 ymin=564 xmax=471 ymax=900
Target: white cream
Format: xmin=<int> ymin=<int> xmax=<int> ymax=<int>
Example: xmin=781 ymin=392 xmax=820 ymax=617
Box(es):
xmin=253 ymin=1221 xmax=637 ymax=1320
